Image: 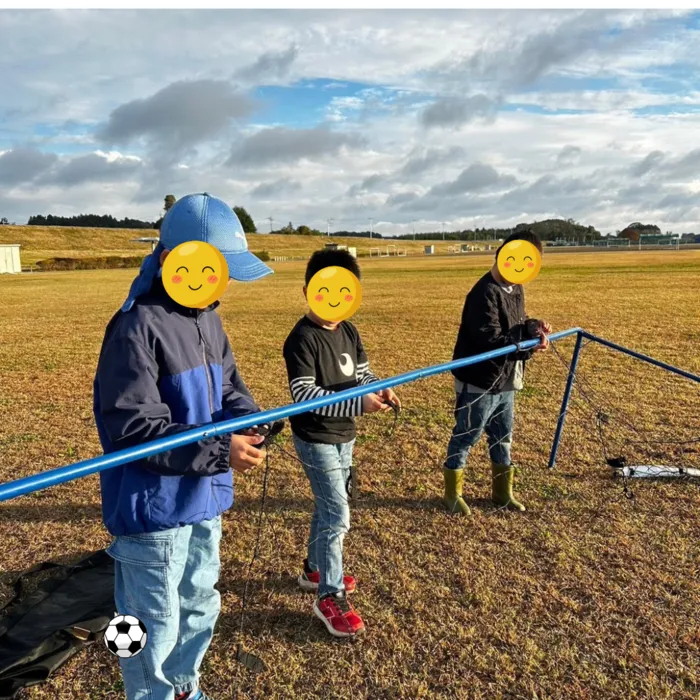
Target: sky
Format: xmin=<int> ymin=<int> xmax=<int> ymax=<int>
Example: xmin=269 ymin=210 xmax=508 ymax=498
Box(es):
xmin=1 ymin=9 xmax=699 ymax=235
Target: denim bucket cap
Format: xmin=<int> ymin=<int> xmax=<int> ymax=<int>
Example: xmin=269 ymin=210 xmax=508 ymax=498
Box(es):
xmin=121 ymin=193 xmax=273 ymax=312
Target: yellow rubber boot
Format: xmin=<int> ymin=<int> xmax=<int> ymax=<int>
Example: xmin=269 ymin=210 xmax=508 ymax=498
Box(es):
xmin=442 ymin=467 xmax=471 ymax=516
xmin=491 ymin=463 xmax=526 ymax=511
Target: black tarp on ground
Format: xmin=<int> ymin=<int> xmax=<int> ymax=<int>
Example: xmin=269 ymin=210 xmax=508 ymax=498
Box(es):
xmin=0 ymin=550 xmax=114 ymax=699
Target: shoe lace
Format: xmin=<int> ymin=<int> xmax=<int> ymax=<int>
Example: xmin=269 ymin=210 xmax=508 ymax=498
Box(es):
xmin=327 ymin=593 xmax=352 ymax=615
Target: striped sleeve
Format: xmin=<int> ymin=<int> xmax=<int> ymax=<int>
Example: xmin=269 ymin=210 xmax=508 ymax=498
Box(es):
xmin=356 ymin=361 xmax=380 ymax=386
xmin=284 ymin=335 xmax=362 ymax=417
xmin=288 ymin=376 xmax=362 ymax=417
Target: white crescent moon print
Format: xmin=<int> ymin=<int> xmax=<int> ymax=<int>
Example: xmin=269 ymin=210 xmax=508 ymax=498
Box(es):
xmin=338 ymin=353 xmax=355 ymax=377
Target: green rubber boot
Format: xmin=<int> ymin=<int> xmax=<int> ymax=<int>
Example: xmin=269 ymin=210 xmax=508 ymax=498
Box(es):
xmin=442 ymin=467 xmax=471 ymax=516
xmin=491 ymin=463 xmax=526 ymax=512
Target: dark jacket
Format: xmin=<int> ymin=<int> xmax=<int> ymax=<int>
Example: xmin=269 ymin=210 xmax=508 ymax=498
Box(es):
xmin=93 ymin=277 xmax=260 ymax=536
xmin=452 ymin=271 xmax=539 ymax=391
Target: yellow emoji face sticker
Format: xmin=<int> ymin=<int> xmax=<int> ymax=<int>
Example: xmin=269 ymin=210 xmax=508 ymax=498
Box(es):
xmin=162 ymin=241 xmax=229 ymax=308
xmin=497 ymin=239 xmax=542 ymax=285
xmin=306 ymin=266 xmax=362 ymax=323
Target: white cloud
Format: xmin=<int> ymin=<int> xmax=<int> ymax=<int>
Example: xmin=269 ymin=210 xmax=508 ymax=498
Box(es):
xmin=1 ymin=9 xmax=699 ymax=233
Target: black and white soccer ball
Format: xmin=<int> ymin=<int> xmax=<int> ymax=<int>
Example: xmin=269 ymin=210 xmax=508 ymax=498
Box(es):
xmin=104 ymin=614 xmax=148 ymax=658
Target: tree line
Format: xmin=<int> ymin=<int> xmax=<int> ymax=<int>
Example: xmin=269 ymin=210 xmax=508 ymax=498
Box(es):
xmin=27 ymin=213 xmax=156 ymax=229
xmin=15 ymin=200 xmax=671 ymax=244
xmin=394 ymin=219 xmax=602 ymax=243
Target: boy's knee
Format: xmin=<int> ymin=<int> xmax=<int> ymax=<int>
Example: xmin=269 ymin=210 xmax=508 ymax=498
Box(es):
xmin=320 ymin=504 xmax=350 ymax=535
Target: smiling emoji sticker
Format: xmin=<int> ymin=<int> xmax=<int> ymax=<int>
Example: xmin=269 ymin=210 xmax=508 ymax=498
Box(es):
xmin=306 ymin=266 xmax=362 ymax=323
xmin=497 ymin=239 xmax=542 ymax=285
xmin=162 ymin=241 xmax=229 ymax=308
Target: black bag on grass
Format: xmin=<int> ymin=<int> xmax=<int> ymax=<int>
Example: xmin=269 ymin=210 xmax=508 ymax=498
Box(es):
xmin=0 ymin=549 xmax=115 ymax=699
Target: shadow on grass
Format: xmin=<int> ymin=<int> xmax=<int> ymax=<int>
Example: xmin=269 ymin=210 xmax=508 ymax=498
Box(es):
xmin=218 ymin=573 xmax=303 ymax=599
xmin=0 ymin=501 xmax=103 ymax=523
xmin=0 ymin=493 xmax=519 ymax=524
xmin=216 ymin=609 xmax=360 ymax=648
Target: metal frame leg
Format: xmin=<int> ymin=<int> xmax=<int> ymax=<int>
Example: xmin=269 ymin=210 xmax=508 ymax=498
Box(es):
xmin=548 ymin=331 xmax=584 ymax=469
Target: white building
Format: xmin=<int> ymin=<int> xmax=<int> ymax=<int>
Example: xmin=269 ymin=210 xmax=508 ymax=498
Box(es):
xmin=0 ymin=244 xmax=21 ymax=274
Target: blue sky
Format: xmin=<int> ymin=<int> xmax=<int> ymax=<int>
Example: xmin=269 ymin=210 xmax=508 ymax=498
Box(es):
xmin=1 ymin=9 xmax=700 ymax=234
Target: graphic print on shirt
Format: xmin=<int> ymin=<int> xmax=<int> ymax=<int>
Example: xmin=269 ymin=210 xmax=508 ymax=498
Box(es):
xmin=339 ymin=353 xmax=355 ymax=377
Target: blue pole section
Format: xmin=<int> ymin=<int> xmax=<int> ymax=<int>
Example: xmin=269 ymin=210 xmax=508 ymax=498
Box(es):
xmin=581 ymin=331 xmax=700 ymax=384
xmin=548 ymin=331 xmax=584 ymax=469
xmin=0 ymin=328 xmax=582 ymax=503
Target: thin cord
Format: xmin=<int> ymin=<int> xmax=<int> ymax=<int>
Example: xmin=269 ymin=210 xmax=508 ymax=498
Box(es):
xmin=235 ymin=448 xmax=272 ymax=673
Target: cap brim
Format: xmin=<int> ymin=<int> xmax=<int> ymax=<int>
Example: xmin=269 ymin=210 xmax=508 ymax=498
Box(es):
xmin=222 ymin=250 xmax=274 ymax=282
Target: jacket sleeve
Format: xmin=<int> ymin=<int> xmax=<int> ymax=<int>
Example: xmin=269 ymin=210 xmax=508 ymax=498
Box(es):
xmin=221 ymin=334 xmax=261 ymax=421
xmin=464 ymin=286 xmax=536 ymax=361
xmin=96 ymin=333 xmax=231 ymax=477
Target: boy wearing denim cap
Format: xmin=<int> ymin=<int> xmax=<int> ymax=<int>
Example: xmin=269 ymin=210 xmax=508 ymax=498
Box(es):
xmin=93 ymin=193 xmax=272 ymax=700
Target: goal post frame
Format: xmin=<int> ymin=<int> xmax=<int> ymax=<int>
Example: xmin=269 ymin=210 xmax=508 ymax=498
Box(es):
xmin=547 ymin=330 xmax=700 ymax=469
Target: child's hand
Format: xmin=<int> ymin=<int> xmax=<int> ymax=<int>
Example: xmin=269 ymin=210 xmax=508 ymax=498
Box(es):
xmin=229 ymin=434 xmax=265 ymax=474
xmin=534 ymin=332 xmax=550 ymax=352
xmin=377 ymin=388 xmax=401 ymax=409
xmin=362 ymin=393 xmax=391 ymax=413
xmin=537 ymin=319 xmax=553 ymax=335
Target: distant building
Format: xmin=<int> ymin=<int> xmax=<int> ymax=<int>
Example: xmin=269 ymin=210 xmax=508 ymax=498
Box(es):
xmin=0 ymin=244 xmax=21 ymax=274
xmin=424 ymin=245 xmax=435 ymax=255
xmin=324 ymin=242 xmax=357 ymax=258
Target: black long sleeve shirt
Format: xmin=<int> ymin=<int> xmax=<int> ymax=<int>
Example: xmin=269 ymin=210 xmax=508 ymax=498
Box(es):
xmin=283 ymin=316 xmax=379 ymax=444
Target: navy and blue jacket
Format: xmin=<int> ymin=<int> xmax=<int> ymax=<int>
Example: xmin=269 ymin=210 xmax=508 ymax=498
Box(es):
xmin=93 ymin=277 xmax=260 ymax=536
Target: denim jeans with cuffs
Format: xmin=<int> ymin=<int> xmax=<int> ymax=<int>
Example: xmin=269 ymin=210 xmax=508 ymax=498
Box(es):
xmin=293 ymin=435 xmax=354 ymax=598
xmin=107 ymin=516 xmax=221 ymax=700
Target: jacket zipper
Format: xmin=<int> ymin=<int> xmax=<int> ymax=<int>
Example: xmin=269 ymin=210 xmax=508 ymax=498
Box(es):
xmin=195 ymin=314 xmax=215 ymax=416
xmin=195 ymin=313 xmax=223 ymax=512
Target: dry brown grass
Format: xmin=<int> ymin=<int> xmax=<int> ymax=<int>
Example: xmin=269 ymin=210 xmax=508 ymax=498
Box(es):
xmin=0 ymin=250 xmax=699 ymax=699
xmin=0 ymin=225 xmax=441 ymax=265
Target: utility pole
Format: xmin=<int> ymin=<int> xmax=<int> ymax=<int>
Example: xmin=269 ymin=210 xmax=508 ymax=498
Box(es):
xmin=326 ymin=218 xmax=334 ymax=237
xmin=441 ymin=221 xmax=445 ymax=241
xmin=412 ymin=219 xmax=416 ymax=241
xmin=267 ymin=215 xmax=274 ymax=233
xmin=369 ymin=217 xmax=373 ymax=240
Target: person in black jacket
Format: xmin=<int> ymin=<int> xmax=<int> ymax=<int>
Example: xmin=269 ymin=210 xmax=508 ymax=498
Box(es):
xmin=443 ymin=230 xmax=551 ymax=515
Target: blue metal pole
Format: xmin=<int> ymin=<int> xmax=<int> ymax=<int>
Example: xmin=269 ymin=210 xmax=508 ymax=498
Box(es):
xmin=548 ymin=330 xmax=584 ymax=469
xmin=581 ymin=331 xmax=700 ymax=384
xmin=0 ymin=328 xmax=582 ymax=503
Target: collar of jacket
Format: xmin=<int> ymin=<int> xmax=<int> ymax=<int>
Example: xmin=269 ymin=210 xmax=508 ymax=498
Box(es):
xmin=148 ymin=275 xmax=220 ymax=316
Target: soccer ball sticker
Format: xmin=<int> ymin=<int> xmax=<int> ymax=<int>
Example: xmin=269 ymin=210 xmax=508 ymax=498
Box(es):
xmin=104 ymin=614 xmax=148 ymax=658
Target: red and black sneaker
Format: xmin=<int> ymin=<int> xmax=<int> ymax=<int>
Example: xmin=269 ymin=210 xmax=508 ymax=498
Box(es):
xmin=313 ymin=591 xmax=365 ymax=638
xmin=298 ymin=559 xmax=356 ymax=594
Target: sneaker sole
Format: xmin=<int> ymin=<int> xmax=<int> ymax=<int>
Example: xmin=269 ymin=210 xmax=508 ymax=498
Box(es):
xmin=298 ymin=575 xmax=356 ymax=594
xmin=298 ymin=574 xmax=318 ymax=593
xmin=312 ymin=601 xmax=364 ymax=638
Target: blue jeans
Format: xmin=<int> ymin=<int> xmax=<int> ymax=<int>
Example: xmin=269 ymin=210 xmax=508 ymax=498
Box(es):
xmin=106 ymin=516 xmax=222 ymax=700
xmin=293 ymin=435 xmax=354 ymax=598
xmin=444 ymin=389 xmax=515 ymax=470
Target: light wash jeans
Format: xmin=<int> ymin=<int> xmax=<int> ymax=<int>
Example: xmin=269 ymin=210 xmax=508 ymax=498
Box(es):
xmin=293 ymin=435 xmax=354 ymax=598
xmin=106 ymin=516 xmax=222 ymax=700
xmin=444 ymin=389 xmax=515 ymax=470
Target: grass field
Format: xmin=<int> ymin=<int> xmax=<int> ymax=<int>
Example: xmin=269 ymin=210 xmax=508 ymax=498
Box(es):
xmin=1 ymin=250 xmax=699 ymax=699
xmin=0 ymin=225 xmax=441 ymax=265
